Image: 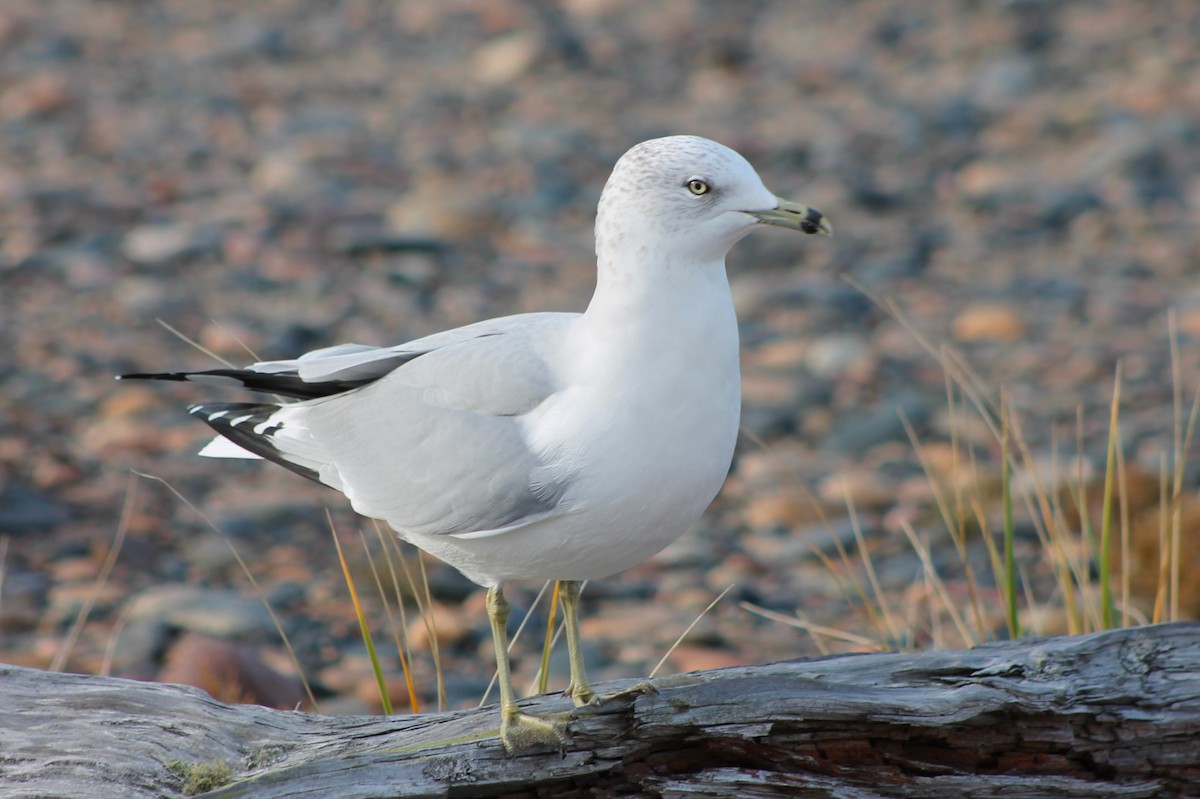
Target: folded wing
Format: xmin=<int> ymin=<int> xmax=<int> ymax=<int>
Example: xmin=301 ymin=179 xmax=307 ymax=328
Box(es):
xmin=132 ymin=312 xmax=578 ymax=538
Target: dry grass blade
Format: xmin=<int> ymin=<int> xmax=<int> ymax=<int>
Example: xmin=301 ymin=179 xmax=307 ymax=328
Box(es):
xmin=537 ymin=581 xmax=562 ymax=695
xmin=99 ymin=614 xmax=127 ymax=677
xmin=898 ymin=408 xmax=990 ymax=643
xmin=413 ymin=552 xmax=446 ymax=708
xmin=328 ymin=514 xmax=392 ymax=715
xmin=740 ymin=424 xmax=896 ymax=644
xmin=899 ymin=520 xmax=974 ymax=647
xmin=0 ymin=536 xmax=8 ymax=618
xmin=370 ymin=523 xmax=429 ymax=712
xmin=155 ymin=318 xmax=238 ymax=369
xmin=52 ymin=474 xmax=135 ymax=672
xmin=132 ymin=470 xmax=319 ymax=710
xmin=359 ymin=528 xmax=419 ymax=714
xmin=382 ymin=531 xmax=446 ymax=711
xmin=843 ymin=490 xmax=903 ymax=646
xmin=649 ymin=584 xmax=736 ymax=679
xmin=1116 ymin=415 xmax=1132 ymax=628
xmin=1166 ymin=312 xmax=1200 ymax=624
xmin=1154 ymin=454 xmax=1170 ymax=624
xmin=1006 ymin=409 xmax=1085 ymax=634
xmin=526 ymin=585 xmax=569 ymax=698
xmin=739 ymin=601 xmax=881 ymax=649
xmin=1098 ymin=366 xmax=1122 ymax=628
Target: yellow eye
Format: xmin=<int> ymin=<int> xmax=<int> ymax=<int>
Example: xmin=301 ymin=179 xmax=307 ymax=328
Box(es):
xmin=686 ymin=179 xmax=710 ymax=196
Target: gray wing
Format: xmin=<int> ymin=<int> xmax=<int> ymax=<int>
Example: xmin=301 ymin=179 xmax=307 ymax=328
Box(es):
xmin=125 ymin=313 xmax=573 ymax=400
xmin=256 ymin=313 xmax=568 ymax=384
xmin=231 ymin=314 xmax=576 ymax=539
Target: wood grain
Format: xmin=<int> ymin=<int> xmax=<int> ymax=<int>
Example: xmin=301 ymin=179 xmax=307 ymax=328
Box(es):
xmin=3 ymin=623 xmax=1198 ymax=798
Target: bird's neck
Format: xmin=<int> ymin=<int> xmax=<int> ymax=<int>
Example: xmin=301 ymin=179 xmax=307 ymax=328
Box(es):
xmin=585 ymin=248 xmax=732 ymax=330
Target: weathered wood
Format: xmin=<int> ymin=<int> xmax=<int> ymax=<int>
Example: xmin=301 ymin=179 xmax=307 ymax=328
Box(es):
xmin=2 ymin=623 xmax=1198 ymax=798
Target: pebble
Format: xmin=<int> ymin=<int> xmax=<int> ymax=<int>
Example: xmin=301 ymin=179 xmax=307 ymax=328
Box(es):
xmin=106 ymin=617 xmax=171 ymax=679
xmin=121 ymin=222 xmax=219 ymax=266
xmin=355 ymin=673 xmax=418 ymax=713
xmin=406 ymin=602 xmax=473 ymax=650
xmin=326 ymin=222 xmax=447 ymax=257
xmin=385 ymin=177 xmax=501 ymax=240
xmin=804 ymin=334 xmax=875 ymax=380
xmin=250 ymin=152 xmax=324 ymax=198
xmin=0 ymin=70 xmax=72 ymax=118
xmin=664 ymin=644 xmax=747 ymax=674
xmin=469 ymin=31 xmax=541 ymax=86
xmin=158 ymin=631 xmax=306 ymax=709
xmin=49 ymin=556 xmax=99 ymax=583
xmin=823 ymin=393 xmax=932 ymax=456
xmin=741 ymin=489 xmax=830 ymax=532
xmin=817 ymin=468 xmax=896 ymax=511
xmin=578 ymin=603 xmax=687 ymax=647
xmin=952 ymin=303 xmax=1027 ymax=343
xmin=122 ymin=585 xmax=277 ymax=639
xmin=45 ymin=581 xmax=124 ymax=623
xmin=0 ymin=480 xmax=69 ymax=533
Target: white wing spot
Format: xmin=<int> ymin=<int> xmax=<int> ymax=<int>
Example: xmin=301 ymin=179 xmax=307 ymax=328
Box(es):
xmin=253 ymin=419 xmax=279 ymax=435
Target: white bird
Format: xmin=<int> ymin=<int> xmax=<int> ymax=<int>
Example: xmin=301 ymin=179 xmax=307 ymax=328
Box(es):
xmin=121 ymin=135 xmax=831 ymax=753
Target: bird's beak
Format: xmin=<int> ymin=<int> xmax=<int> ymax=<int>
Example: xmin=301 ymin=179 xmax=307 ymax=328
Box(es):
xmin=748 ymin=197 xmax=833 ymax=237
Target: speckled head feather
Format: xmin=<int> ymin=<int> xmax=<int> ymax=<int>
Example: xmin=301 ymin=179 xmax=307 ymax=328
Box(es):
xmin=594 ymin=135 xmax=780 ymax=265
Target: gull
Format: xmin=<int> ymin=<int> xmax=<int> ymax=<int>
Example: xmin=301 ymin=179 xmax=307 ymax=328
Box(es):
xmin=120 ymin=135 xmax=831 ymax=753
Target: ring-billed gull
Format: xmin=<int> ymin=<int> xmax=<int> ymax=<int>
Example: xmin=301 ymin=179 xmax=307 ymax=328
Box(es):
xmin=121 ymin=135 xmax=831 ymax=753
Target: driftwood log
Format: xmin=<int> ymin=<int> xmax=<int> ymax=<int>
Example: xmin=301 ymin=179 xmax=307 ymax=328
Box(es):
xmin=2 ymin=623 xmax=1198 ymax=798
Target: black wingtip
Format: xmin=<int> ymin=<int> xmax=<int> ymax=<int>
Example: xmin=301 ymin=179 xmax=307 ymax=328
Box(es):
xmin=115 ymin=368 xmax=368 ymax=399
xmin=187 ymin=401 xmax=324 ymax=485
xmin=117 ymin=372 xmax=191 ymax=382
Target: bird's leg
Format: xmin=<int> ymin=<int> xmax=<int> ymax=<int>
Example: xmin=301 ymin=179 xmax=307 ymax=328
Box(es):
xmin=561 ymin=580 xmax=658 ymax=706
xmin=559 ymin=580 xmax=598 ymax=706
xmin=486 ymin=584 xmax=568 ymax=754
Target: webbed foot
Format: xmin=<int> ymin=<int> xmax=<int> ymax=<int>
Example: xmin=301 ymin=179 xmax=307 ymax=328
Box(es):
xmin=499 ymin=709 xmax=571 ymax=755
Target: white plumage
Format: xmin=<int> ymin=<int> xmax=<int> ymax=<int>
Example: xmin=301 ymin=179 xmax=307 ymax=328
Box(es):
xmin=124 ymin=135 xmax=831 ymax=752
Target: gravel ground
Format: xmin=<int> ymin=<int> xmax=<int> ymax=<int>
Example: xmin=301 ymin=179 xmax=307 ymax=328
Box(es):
xmin=2 ymin=1 xmax=1199 ymax=713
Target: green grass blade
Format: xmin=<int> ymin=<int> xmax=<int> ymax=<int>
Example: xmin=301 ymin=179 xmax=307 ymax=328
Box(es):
xmin=1099 ymin=365 xmax=1122 ymax=629
xmin=1001 ymin=394 xmax=1020 ymax=639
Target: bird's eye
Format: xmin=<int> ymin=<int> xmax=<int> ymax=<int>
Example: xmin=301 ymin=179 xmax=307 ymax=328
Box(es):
xmin=686 ymin=179 xmax=710 ymax=196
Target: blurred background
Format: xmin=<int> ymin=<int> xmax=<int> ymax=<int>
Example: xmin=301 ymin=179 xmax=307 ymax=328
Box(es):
xmin=2 ymin=1 xmax=1198 ymax=714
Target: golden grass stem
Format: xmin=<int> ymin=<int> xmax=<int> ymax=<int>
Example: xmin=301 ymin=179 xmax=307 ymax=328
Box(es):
xmin=537 ymin=581 xmax=562 ymax=695
xmin=360 ymin=529 xmax=419 ymax=714
xmin=392 ymin=544 xmax=446 ymax=710
xmin=329 ymin=514 xmax=392 ymax=715
xmin=1154 ymin=454 xmax=1169 ymax=624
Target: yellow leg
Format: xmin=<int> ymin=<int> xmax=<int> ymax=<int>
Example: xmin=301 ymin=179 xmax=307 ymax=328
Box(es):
xmin=486 ymin=585 xmax=568 ymax=754
xmin=559 ymin=580 xmax=598 ymax=707
xmin=560 ymin=580 xmax=658 ymax=707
